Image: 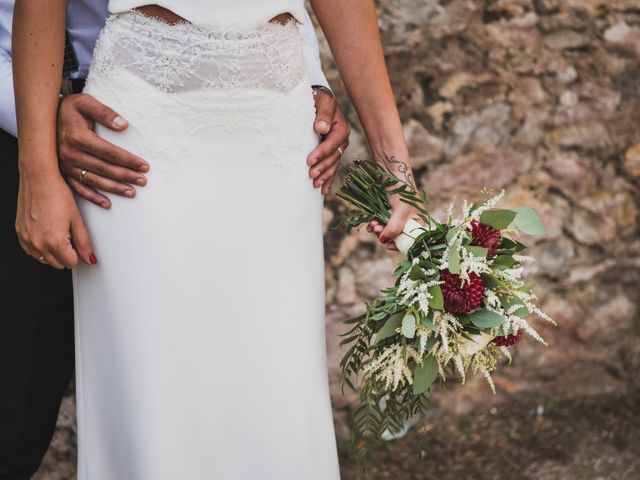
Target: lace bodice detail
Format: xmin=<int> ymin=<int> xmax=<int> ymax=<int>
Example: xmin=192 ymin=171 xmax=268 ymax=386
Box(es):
xmin=85 ymin=12 xmax=317 ymax=177
xmin=108 ymin=0 xmax=306 ymax=30
xmin=90 ymin=11 xmax=307 ymax=94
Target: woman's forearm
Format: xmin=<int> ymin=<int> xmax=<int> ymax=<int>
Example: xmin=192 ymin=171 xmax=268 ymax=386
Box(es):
xmin=13 ymin=0 xmax=68 ymax=177
xmin=310 ymin=0 xmax=413 ymax=184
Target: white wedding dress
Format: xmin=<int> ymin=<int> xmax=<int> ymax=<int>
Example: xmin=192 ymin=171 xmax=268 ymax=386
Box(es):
xmin=73 ymin=6 xmax=340 ymax=479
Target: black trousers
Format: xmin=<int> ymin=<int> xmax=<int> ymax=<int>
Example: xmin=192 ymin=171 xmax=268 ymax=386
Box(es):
xmin=0 ymin=129 xmax=74 ymax=480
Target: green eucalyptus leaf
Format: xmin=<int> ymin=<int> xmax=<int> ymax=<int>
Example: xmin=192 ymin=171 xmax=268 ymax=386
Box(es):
xmin=428 ymin=285 xmax=444 ymax=310
xmin=491 ymin=255 xmax=517 ymax=270
xmin=413 ymin=355 xmax=439 ymax=395
xmin=498 ymin=294 xmax=526 ymax=311
xmin=448 ymin=240 xmax=460 ymax=274
xmin=465 ymin=246 xmax=488 ymax=258
xmin=512 ymin=305 xmax=529 ymax=317
xmin=481 ymin=273 xmax=501 ymax=289
xmin=499 ymin=237 xmax=518 ymax=249
xmin=513 ymin=239 xmax=527 ymax=252
xmin=393 ymin=260 xmax=412 ymax=277
xmin=423 ymin=336 xmax=438 ymax=350
xmin=401 ymin=313 xmax=416 ymax=339
xmin=512 ymin=207 xmax=547 ymax=236
xmin=419 ymin=260 xmax=438 ymax=271
xmin=421 ymin=315 xmax=436 ymax=331
xmin=370 ymin=311 xmax=388 ymax=321
xmin=479 ymin=209 xmax=517 ymax=230
xmin=409 ymin=264 xmax=427 ymax=281
xmin=376 ymin=312 xmax=403 ymax=343
xmin=518 ymin=283 xmax=535 ymax=293
xmin=445 ymin=228 xmax=459 ymax=244
xmin=468 ymin=309 xmax=505 ymax=328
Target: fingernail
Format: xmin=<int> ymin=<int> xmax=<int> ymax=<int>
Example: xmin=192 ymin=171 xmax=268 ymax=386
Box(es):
xmin=136 ymin=177 xmax=146 ymax=186
xmin=89 ymin=253 xmax=98 ymax=265
xmin=113 ymin=116 xmax=127 ymax=128
xmin=317 ymin=120 xmax=330 ymax=131
xmin=125 ymin=190 xmax=135 ymax=198
xmin=380 ymin=235 xmax=388 ymax=243
xmin=312 ymin=170 xmax=320 ymax=178
xmin=138 ymin=164 xmax=150 ymax=173
xmin=101 ymin=202 xmax=110 ymax=209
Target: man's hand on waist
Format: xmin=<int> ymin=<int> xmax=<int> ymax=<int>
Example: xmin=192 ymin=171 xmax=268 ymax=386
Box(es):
xmin=57 ymin=93 xmax=150 ymax=209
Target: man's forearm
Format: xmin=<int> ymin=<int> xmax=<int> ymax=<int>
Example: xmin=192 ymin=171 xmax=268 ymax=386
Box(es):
xmin=310 ymin=0 xmax=410 ymax=179
xmin=13 ymin=0 xmax=68 ymax=174
xmin=0 ymin=48 xmax=17 ymax=136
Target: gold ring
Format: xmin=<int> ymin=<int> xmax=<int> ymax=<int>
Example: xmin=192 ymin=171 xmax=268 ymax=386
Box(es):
xmin=337 ymin=147 xmax=343 ymax=156
xmin=80 ymin=169 xmax=88 ymax=184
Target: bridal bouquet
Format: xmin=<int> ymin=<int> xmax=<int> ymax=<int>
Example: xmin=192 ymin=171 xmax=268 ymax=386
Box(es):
xmin=334 ymin=160 xmax=554 ymax=464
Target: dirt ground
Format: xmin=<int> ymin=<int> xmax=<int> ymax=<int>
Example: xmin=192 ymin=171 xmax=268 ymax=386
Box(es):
xmin=36 ymin=388 xmax=639 ymax=479
xmin=338 ymin=389 xmax=640 ymax=480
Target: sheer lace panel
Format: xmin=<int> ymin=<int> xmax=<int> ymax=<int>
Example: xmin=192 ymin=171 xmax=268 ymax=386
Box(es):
xmin=89 ymin=11 xmax=307 ymax=93
xmin=85 ymin=11 xmax=317 ymax=177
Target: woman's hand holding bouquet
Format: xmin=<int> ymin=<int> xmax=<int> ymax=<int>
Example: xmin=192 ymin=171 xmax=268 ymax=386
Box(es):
xmin=333 ymin=160 xmax=554 ymax=466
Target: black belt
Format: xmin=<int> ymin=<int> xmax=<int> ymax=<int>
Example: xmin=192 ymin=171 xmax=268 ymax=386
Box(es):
xmin=60 ymin=77 xmax=86 ymax=96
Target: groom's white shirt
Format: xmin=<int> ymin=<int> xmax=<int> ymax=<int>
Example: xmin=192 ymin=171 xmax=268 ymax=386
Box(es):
xmin=0 ymin=0 xmax=328 ymax=137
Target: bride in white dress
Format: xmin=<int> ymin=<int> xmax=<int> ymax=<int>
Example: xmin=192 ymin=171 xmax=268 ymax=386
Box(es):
xmin=13 ymin=1 xmax=418 ymax=478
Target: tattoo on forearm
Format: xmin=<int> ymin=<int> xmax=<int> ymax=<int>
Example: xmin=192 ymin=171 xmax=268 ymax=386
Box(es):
xmin=378 ymin=152 xmax=414 ymax=185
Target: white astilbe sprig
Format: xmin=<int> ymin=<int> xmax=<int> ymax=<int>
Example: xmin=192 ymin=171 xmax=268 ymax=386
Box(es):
xmin=458 ymin=246 xmax=491 ymax=285
xmin=511 ymin=316 xmax=547 ymax=345
xmin=513 ymin=254 xmax=535 ymax=263
xmin=484 ymin=288 xmax=502 ymax=309
xmin=431 ymin=310 xmax=464 ymax=353
xmin=513 ymin=290 xmax=556 ymax=325
xmin=483 ymin=286 xmax=553 ymax=343
xmin=416 ymin=324 xmax=433 ymax=355
xmin=452 ymin=354 xmax=466 ymax=383
xmin=438 ymin=229 xmax=464 ymax=273
xmin=470 ymin=348 xmax=499 ymax=393
xmin=499 ymin=346 xmax=512 ymax=362
xmin=448 ymin=189 xmax=506 ymax=229
xmin=364 ymin=344 xmax=422 ymax=391
xmin=469 ymin=189 xmax=505 ymax=223
xmin=482 ymin=369 xmax=496 ymax=394
xmin=492 ymin=266 xmax=525 ymax=288
xmin=446 ymin=200 xmax=456 ymax=223
xmin=396 ymin=261 xmax=442 ymax=316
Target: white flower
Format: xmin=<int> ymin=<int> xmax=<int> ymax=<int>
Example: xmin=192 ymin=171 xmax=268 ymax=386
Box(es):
xmin=470 ymin=190 xmax=506 ymax=223
xmin=365 ymin=344 xmax=422 ymax=390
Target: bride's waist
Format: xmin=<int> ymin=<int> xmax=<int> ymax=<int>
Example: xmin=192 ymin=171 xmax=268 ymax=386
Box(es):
xmin=88 ymin=10 xmax=307 ymax=94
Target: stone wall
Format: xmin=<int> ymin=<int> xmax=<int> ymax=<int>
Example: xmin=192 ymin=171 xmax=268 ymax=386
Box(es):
xmin=36 ymin=0 xmax=640 ymax=477
xmin=317 ymin=0 xmax=640 ymax=435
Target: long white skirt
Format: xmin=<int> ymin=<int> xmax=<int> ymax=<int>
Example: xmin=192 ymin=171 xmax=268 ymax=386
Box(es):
xmin=73 ymin=12 xmax=340 ymax=479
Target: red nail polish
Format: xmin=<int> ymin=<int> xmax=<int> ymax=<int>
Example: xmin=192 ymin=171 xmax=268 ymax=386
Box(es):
xmin=380 ymin=235 xmax=388 ymax=243
xmin=89 ymin=253 xmax=98 ymax=265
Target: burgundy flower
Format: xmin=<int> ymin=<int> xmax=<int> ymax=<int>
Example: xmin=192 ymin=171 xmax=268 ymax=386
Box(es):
xmin=492 ymin=330 xmax=523 ymax=347
xmin=440 ymin=270 xmax=485 ymax=315
xmin=469 ymin=220 xmax=502 ymax=257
